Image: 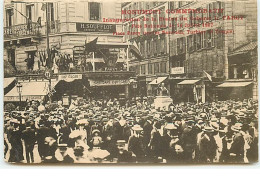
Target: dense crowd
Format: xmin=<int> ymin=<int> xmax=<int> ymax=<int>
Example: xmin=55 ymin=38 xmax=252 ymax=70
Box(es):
xmin=4 ymin=98 xmax=258 ymax=164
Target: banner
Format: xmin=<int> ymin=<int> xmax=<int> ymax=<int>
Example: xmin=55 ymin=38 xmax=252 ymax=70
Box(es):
xmin=58 ymin=74 xmax=82 ymax=82
xmin=89 ymin=79 xmax=129 ymax=86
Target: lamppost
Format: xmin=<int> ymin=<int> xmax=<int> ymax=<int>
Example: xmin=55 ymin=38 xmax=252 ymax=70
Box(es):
xmin=130 ymin=78 xmax=138 ymax=100
xmin=16 ymin=82 xmax=23 ymax=111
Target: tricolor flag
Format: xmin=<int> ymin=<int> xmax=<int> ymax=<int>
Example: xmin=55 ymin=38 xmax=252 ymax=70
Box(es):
xmin=203 ymin=70 xmax=212 ymax=82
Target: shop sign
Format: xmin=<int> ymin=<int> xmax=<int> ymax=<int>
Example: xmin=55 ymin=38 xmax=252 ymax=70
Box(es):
xmin=24 ymin=45 xmax=37 ymax=52
xmin=58 ymin=74 xmax=82 ymax=82
xmin=89 ymin=79 xmax=129 ymax=86
xmin=62 ymin=96 xmax=70 ymax=106
xmin=76 ymin=23 xmax=116 ymax=33
xmin=171 ymin=67 xmax=184 ymax=74
xmin=4 ymin=95 xmax=43 ymax=102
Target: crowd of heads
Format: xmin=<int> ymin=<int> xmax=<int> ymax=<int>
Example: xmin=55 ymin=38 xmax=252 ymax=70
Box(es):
xmin=4 ymin=97 xmax=258 ymax=164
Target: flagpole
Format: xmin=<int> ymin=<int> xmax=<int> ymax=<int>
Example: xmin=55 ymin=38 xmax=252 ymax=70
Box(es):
xmin=45 ymin=2 xmax=52 ymax=103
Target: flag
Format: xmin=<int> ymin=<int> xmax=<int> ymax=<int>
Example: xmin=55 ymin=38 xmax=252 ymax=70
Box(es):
xmin=129 ymin=41 xmax=143 ymax=60
xmin=203 ymin=70 xmax=212 ymax=82
xmin=37 ymin=17 xmax=41 ymax=26
xmin=85 ymin=37 xmax=98 ymax=52
xmin=41 ymin=3 xmax=46 ymax=11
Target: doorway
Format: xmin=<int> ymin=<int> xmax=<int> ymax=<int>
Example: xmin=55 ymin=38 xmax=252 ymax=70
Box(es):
xmin=7 ymin=49 xmax=16 ymax=69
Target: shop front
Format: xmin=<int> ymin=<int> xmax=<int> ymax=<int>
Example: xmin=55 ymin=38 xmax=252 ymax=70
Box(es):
xmin=216 ymin=80 xmax=253 ymax=101
xmin=88 ymin=78 xmax=130 ymax=100
xmin=176 ymin=79 xmax=205 ymax=103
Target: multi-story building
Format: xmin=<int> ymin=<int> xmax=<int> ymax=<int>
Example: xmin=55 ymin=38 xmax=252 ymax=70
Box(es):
xmin=4 ymin=1 xmax=136 ymax=104
xmin=168 ymin=0 xmax=257 ymax=102
xmin=122 ymin=2 xmax=171 ymax=97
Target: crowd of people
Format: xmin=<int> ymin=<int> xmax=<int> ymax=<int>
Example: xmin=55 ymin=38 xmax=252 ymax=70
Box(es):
xmin=4 ymin=98 xmax=258 ymax=164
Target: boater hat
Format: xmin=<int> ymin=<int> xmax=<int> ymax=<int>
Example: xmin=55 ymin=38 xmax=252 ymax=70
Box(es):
xmin=131 ymin=124 xmax=143 ymax=131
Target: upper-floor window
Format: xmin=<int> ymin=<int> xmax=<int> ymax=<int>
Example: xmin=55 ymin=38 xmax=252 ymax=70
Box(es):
xmin=26 ymin=5 xmax=32 ymax=21
xmin=6 ymin=8 xmax=13 ymax=27
xmin=89 ymin=2 xmax=101 ymax=21
xmin=49 ymin=3 xmax=54 ymax=22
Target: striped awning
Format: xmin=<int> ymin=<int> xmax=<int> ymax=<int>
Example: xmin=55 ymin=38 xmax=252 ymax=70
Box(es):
xmin=178 ymin=79 xmax=200 ymax=85
xmin=217 ymin=81 xmax=253 ymax=88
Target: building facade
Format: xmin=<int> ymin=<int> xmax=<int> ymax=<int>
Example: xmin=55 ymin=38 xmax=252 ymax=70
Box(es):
xmin=122 ymin=1 xmax=257 ymax=102
xmin=122 ymin=2 xmax=171 ymax=97
xmin=4 ymin=1 xmax=136 ymax=103
xmin=168 ymin=0 xmax=257 ymax=102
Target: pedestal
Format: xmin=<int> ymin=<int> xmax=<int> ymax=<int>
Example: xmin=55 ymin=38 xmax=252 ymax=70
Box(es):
xmin=154 ymin=96 xmax=173 ymax=111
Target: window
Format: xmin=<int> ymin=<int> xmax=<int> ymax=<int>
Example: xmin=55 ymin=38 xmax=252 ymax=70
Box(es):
xmin=216 ymin=27 xmax=223 ymax=49
xmin=159 ymin=7 xmax=165 ymax=29
xmin=172 ymin=17 xmax=177 ymax=32
xmin=154 ymin=63 xmax=160 ymax=74
xmin=146 ymin=13 xmax=151 ymax=32
xmin=147 ymin=40 xmax=151 ymax=57
xmin=136 ymin=65 xmax=140 ymax=75
xmin=160 ymin=62 xmax=167 ymax=73
xmin=148 ymin=63 xmax=153 ymax=74
xmin=177 ymin=37 xmax=186 ymax=54
xmin=153 ymin=11 xmax=158 ymax=31
xmin=153 ymin=38 xmax=157 ymax=56
xmin=89 ymin=2 xmax=100 ymax=21
xmin=140 ymin=16 xmax=144 ymax=34
xmin=49 ymin=3 xmax=54 ymax=22
xmin=141 ymin=64 xmax=146 ymax=75
xmin=26 ymin=5 xmax=32 ymax=21
xmin=160 ymin=36 xmax=166 ymax=54
xmin=6 ymin=9 xmax=13 ymax=27
xmin=169 ymin=2 xmax=175 ymax=10
xmin=196 ymin=33 xmax=202 ymax=50
xmin=207 ymin=3 xmax=213 ymax=21
xmin=205 ymin=29 xmax=214 ymax=48
xmin=188 ymin=35 xmax=195 ymax=52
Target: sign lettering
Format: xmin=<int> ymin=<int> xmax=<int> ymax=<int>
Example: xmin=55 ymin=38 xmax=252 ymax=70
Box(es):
xmin=76 ymin=23 xmax=116 ymax=33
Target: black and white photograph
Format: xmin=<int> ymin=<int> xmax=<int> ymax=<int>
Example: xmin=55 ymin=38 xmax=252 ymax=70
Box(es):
xmin=2 ymin=0 xmax=258 ymax=164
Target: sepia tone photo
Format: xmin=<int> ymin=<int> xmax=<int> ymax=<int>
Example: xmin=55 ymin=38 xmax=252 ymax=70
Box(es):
xmin=3 ymin=0 xmax=258 ymax=164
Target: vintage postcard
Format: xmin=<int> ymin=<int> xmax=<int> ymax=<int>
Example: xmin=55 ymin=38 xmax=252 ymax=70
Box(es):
xmin=3 ymin=0 xmax=258 ymax=164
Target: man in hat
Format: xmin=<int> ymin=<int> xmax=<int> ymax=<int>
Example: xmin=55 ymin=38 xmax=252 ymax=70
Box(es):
xmin=161 ymin=123 xmax=179 ymax=160
xmin=148 ymin=121 xmax=162 ymax=161
xmin=116 ymin=140 xmax=135 ymax=163
xmin=228 ymin=123 xmax=245 ymax=163
xmin=181 ymin=119 xmax=197 ymax=162
xmin=22 ymin=121 xmax=36 ymax=163
xmin=197 ymin=126 xmax=217 ymax=163
xmin=127 ymin=125 xmax=146 ymax=162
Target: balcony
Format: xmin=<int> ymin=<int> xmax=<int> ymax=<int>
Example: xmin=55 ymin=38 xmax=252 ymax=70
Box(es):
xmin=4 ymin=22 xmax=40 ymax=40
xmin=4 ymin=20 xmax=61 ymax=40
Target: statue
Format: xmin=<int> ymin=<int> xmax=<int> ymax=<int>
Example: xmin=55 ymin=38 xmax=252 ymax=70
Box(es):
xmin=157 ymin=83 xmax=169 ymax=96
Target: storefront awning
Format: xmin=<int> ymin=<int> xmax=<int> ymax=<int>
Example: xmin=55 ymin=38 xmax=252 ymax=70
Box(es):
xmin=4 ymin=77 xmax=16 ymax=95
xmin=4 ymin=77 xmax=16 ymax=89
xmin=217 ymin=81 xmax=253 ymax=88
xmin=4 ymin=80 xmax=59 ymax=102
xmin=178 ymin=79 xmax=200 ymax=85
xmin=149 ymin=77 xmax=167 ymax=85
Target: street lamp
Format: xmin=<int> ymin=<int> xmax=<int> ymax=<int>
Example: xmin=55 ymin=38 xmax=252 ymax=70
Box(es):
xmin=130 ymin=78 xmax=137 ymax=100
xmin=16 ymin=82 xmax=23 ymax=110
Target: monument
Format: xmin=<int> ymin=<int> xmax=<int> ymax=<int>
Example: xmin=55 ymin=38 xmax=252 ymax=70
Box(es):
xmin=154 ymin=83 xmax=173 ymax=111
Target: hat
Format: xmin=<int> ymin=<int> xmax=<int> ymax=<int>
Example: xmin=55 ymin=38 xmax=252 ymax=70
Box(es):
xmin=131 ymin=124 xmax=143 ymax=131
xmin=116 ymin=140 xmax=126 ymax=145
xmin=164 ymin=123 xmax=177 ymax=130
xmin=203 ymin=126 xmax=215 ymax=132
xmin=92 ymin=129 xmax=100 ymax=135
xmin=231 ymin=123 xmax=242 ymax=132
